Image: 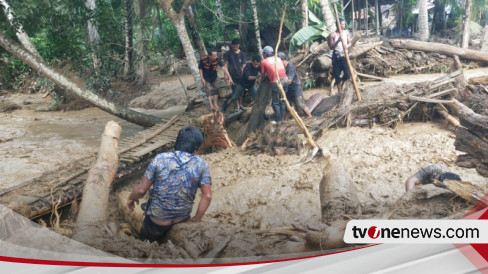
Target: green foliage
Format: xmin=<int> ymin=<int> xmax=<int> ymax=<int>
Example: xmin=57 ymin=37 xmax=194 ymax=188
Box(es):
xmin=289 ymin=10 xmax=331 ymax=55
xmin=303 ymin=78 xmax=315 ymax=89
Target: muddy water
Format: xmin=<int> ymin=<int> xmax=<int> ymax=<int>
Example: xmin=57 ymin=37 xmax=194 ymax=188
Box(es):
xmin=0 ymin=94 xmax=184 ymax=190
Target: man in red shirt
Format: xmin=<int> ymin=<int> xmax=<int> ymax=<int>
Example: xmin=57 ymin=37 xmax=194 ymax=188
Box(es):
xmin=260 ymin=46 xmax=288 ymax=122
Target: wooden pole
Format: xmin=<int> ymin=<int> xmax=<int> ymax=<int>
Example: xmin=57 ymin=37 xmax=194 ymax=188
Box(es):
xmin=274 ymin=5 xmax=321 ymax=153
xmin=333 ymin=3 xmax=362 ymax=101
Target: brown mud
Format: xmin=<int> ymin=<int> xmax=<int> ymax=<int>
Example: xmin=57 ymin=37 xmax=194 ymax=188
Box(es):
xmin=0 ymin=68 xmax=487 ymax=262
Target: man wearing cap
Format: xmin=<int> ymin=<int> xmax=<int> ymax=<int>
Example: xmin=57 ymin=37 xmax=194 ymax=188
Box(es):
xmin=277 ymin=52 xmax=312 ymax=119
xmin=224 ymin=38 xmax=247 ymax=109
xmin=261 ymin=46 xmax=288 ymax=122
xmin=327 ymin=18 xmax=351 ymax=95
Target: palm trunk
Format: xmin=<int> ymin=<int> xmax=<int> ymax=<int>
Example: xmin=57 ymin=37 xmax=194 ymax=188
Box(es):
xmin=320 ymin=0 xmax=336 ymax=32
xmin=251 ymin=0 xmax=262 ymax=58
xmin=0 ymin=31 xmax=161 ymax=127
xmin=186 ymin=6 xmax=207 ymax=57
xmin=418 ymin=0 xmax=429 ymax=41
xmin=124 ymin=0 xmax=134 ymax=78
xmin=239 ymin=0 xmax=248 ymax=51
xmin=86 ymin=0 xmax=100 ymax=73
xmin=462 ymin=0 xmax=473 ymax=49
xmin=302 ymin=0 xmax=309 ymax=52
xmin=215 ymin=0 xmax=226 ymax=37
xmin=365 ymin=0 xmax=368 ymax=36
xmin=0 ymin=0 xmax=41 ymax=58
xmin=135 ymin=0 xmax=147 ymax=86
xmin=375 ymin=0 xmax=380 ymax=35
xmin=158 ymin=0 xmax=203 ymax=100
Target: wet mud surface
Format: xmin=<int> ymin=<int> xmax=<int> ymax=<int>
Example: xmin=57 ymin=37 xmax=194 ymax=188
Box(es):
xmin=0 ymin=69 xmax=487 ymax=262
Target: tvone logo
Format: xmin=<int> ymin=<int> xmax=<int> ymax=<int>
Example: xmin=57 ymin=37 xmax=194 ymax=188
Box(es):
xmin=368 ymin=226 xmax=380 ymax=239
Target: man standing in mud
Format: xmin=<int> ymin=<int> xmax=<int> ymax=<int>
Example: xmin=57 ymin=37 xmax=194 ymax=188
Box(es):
xmin=224 ymin=38 xmax=247 ymax=110
xmin=328 ymin=18 xmax=351 ymax=95
xmin=261 ymin=46 xmax=288 ymax=122
xmin=199 ymin=49 xmax=232 ymax=111
xmin=277 ymin=52 xmax=312 ymax=119
xmin=222 ymin=54 xmax=262 ymax=113
xmin=405 ymin=164 xmax=462 ymax=192
xmin=127 ymin=126 xmax=212 ymax=243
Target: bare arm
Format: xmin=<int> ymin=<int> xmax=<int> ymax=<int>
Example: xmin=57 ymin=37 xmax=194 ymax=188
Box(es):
xmin=199 ymin=69 xmax=206 ymax=86
xmin=405 ymin=175 xmax=420 ymax=192
xmin=221 ymin=64 xmax=232 ymax=84
xmin=127 ymin=176 xmax=153 ymax=211
xmin=223 ymin=60 xmax=234 ymax=85
xmin=192 ymin=184 xmax=212 ymax=222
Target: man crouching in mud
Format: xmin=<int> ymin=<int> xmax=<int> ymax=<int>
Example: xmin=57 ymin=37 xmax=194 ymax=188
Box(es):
xmin=127 ymin=126 xmax=212 ymax=243
xmin=405 ymin=164 xmax=462 ymax=192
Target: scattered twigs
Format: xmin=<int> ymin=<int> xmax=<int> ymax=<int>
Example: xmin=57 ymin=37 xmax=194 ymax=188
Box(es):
xmin=356 ymin=72 xmax=384 ymax=81
xmin=409 ymin=96 xmax=454 ymax=104
xmin=200 ymin=236 xmax=231 ymax=264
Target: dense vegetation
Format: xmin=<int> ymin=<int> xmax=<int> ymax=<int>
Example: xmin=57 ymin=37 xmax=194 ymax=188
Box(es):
xmin=0 ymin=0 xmax=486 ymax=96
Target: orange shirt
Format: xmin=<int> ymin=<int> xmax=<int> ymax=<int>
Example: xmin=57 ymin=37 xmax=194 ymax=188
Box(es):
xmin=261 ymin=56 xmax=287 ymax=83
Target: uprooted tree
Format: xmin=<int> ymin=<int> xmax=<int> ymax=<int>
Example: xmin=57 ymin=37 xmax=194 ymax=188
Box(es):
xmin=0 ymin=31 xmax=161 ymax=127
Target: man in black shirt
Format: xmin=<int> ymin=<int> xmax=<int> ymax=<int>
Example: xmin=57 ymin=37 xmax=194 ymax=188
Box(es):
xmin=224 ymin=38 xmax=246 ymax=110
xmin=277 ymin=52 xmax=312 ymax=119
xmin=222 ymin=55 xmax=261 ymax=113
xmin=199 ymin=49 xmax=231 ymax=111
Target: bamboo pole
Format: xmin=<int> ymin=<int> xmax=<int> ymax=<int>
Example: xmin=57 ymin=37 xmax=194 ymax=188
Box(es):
xmin=273 ymin=5 xmax=321 ymax=155
xmin=333 ymin=2 xmax=362 ymax=101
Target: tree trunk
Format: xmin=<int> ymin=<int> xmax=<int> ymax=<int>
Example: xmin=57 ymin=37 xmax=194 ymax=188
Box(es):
xmin=365 ymin=0 xmax=369 ymax=36
xmin=418 ymin=0 xmax=429 ymax=41
xmin=73 ymin=121 xmax=121 ymax=243
xmin=375 ymin=0 xmax=379 ymax=35
xmin=352 ymin=0 xmax=356 ymax=33
xmin=0 ymin=31 xmax=161 ymax=127
xmin=86 ymin=0 xmax=100 ymax=73
xmin=250 ymin=0 xmax=262 ymax=57
xmin=123 ymin=0 xmax=134 ymax=78
xmin=239 ymin=0 xmax=248 ymax=51
xmin=455 ymin=127 xmax=488 ymax=165
xmin=481 ymin=25 xmax=488 ymax=53
xmin=301 ymin=0 xmax=309 ymax=52
xmin=319 ymin=166 xmax=360 ymax=224
xmin=462 ymin=0 xmax=473 ymax=49
xmin=186 ymin=6 xmax=207 ymax=58
xmin=0 ymin=0 xmax=41 ymax=58
xmin=158 ymin=0 xmax=203 ymax=100
xmin=246 ymin=81 xmax=272 ymax=135
xmin=135 ymin=0 xmax=147 ymax=86
xmin=215 ymin=0 xmax=226 ymax=37
xmin=320 ymin=0 xmax=336 ymax=32
xmin=390 ymin=39 xmax=488 ymax=62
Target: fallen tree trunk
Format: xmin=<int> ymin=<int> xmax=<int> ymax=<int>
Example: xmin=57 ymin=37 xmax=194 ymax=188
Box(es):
xmin=469 ymin=76 xmax=488 ymax=86
xmin=390 ymin=39 xmax=488 ymax=63
xmin=0 ymin=31 xmax=161 ymax=127
xmin=314 ymin=42 xmax=383 ymax=71
xmin=455 ymin=127 xmax=488 ymax=165
xmin=73 ymin=121 xmax=121 ymax=242
xmin=319 ymin=166 xmax=361 ymax=224
xmin=246 ymin=81 xmax=272 ymax=135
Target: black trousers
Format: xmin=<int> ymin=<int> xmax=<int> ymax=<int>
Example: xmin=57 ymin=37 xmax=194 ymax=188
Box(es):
xmin=140 ymin=216 xmax=190 ymax=243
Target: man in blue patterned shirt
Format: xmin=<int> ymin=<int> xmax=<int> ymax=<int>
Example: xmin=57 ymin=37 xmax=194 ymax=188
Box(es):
xmin=127 ymin=126 xmax=212 ymax=243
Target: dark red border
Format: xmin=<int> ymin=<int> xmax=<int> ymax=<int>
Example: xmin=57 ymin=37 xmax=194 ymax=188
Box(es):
xmin=0 ymin=244 xmax=378 ymax=268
